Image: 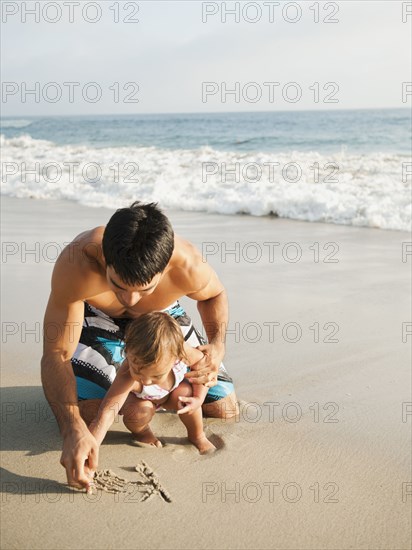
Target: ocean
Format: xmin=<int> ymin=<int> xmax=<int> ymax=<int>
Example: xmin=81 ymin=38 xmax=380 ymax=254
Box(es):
xmin=1 ymin=109 xmax=411 ymax=231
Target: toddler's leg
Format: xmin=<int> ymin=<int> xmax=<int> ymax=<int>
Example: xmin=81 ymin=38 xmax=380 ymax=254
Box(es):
xmin=120 ymin=393 xmax=162 ymax=448
xmin=163 ymin=381 xmax=216 ymax=454
xmin=179 ymin=406 xmax=216 ymax=455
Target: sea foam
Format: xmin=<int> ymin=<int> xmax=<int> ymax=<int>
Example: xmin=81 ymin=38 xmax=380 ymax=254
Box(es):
xmin=1 ymin=134 xmax=410 ymax=231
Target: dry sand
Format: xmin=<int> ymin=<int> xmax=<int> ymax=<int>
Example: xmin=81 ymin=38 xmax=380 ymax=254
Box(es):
xmin=1 ymin=196 xmax=411 ymax=549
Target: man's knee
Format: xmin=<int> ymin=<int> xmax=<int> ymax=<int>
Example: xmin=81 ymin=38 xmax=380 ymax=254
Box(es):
xmin=202 ymin=393 xmax=239 ymax=420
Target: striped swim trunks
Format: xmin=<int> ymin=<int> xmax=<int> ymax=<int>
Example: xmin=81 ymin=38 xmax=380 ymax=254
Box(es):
xmin=71 ymin=301 xmax=235 ymax=404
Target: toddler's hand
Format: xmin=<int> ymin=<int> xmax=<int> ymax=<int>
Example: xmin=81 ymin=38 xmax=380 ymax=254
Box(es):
xmin=177 ymin=396 xmax=202 ymax=415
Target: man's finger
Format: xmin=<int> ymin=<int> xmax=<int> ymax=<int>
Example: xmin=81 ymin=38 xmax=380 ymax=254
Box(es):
xmin=205 ymin=376 xmax=218 ymax=388
xmin=185 ymin=369 xmax=209 ymax=379
xmin=187 ymin=378 xmax=207 ymax=385
xmin=188 ymin=357 xmax=206 ymax=371
xmin=185 ymin=372 xmax=209 ymax=384
xmin=66 ymin=467 xmax=84 ymax=490
xmin=61 ymin=455 xmax=81 ymax=489
xmin=73 ymin=458 xmax=92 ymax=490
xmin=65 ymin=466 xmax=79 ymax=489
xmin=87 ymin=447 xmax=99 ymax=471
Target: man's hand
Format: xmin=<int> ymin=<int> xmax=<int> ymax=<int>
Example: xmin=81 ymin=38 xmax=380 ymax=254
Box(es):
xmin=60 ymin=423 xmax=98 ymax=492
xmin=184 ymin=344 xmax=224 ymax=387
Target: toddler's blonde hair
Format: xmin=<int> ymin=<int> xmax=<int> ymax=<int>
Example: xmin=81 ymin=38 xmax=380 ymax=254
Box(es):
xmin=124 ymin=311 xmax=188 ymax=372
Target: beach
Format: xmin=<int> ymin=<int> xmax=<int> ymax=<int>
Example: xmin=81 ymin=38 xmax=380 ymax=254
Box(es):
xmin=1 ymin=195 xmax=411 ymax=550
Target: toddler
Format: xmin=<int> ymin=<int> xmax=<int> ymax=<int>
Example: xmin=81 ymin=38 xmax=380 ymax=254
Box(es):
xmin=89 ymin=311 xmax=216 ymax=454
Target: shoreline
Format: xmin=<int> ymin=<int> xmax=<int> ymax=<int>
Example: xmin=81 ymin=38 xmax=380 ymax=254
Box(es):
xmin=2 ymin=194 xmax=410 ymax=233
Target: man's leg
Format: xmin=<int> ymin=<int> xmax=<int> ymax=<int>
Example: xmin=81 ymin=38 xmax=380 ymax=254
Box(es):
xmin=74 ymin=301 xmax=239 ymax=427
xmin=162 ymin=301 xmax=239 ymax=420
xmin=72 ymin=304 xmax=162 ymax=444
xmin=202 ymin=393 xmax=239 ymax=419
xmin=72 ymin=302 xmax=129 ymax=425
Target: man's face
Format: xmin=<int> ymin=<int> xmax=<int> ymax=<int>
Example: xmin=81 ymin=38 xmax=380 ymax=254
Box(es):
xmin=106 ymin=266 xmax=162 ymax=307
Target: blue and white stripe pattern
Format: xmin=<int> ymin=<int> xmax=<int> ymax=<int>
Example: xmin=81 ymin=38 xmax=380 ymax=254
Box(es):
xmin=72 ymin=301 xmax=234 ymax=403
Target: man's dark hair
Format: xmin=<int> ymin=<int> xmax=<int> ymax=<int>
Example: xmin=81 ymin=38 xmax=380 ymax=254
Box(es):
xmin=102 ymin=201 xmax=174 ymax=286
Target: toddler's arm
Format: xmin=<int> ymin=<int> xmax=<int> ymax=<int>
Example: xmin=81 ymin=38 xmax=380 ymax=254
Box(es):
xmin=89 ymin=359 xmax=138 ymax=445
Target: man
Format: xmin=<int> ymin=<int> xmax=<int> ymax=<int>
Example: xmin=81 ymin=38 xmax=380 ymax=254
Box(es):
xmin=41 ymin=201 xmax=238 ymax=491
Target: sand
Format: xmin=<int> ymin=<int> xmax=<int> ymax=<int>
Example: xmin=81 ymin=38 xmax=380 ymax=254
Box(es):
xmin=1 ymin=196 xmax=411 ymax=550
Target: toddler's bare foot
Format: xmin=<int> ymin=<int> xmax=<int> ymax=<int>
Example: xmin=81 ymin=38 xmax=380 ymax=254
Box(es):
xmin=189 ymin=434 xmax=216 ymax=455
xmin=131 ymin=426 xmax=162 ymax=448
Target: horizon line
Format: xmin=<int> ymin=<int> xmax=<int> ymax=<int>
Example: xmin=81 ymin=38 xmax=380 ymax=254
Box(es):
xmin=1 ymin=106 xmax=410 ymax=119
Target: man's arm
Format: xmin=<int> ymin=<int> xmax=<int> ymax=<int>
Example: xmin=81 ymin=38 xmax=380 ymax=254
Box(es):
xmin=168 ymin=237 xmax=229 ymax=385
xmin=183 ymin=259 xmax=229 ymax=386
xmin=196 ymin=288 xmax=228 ymax=354
xmin=177 ymin=344 xmax=209 ymax=414
xmin=41 ymin=295 xmax=84 ymax=436
xmin=41 ymin=249 xmax=97 ymax=490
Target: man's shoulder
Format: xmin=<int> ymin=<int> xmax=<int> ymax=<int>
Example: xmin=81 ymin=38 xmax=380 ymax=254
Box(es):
xmin=172 ymin=234 xmax=203 ymax=270
xmin=51 ymin=226 xmax=107 ymax=302
xmin=168 ymin=235 xmax=211 ymax=293
xmin=71 ymin=225 xmax=105 ymax=251
xmin=60 ymin=226 xmax=105 ymax=265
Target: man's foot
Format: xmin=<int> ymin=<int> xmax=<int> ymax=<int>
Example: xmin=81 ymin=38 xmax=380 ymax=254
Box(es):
xmin=189 ymin=434 xmax=216 ymax=455
xmin=130 ymin=426 xmax=162 ymax=448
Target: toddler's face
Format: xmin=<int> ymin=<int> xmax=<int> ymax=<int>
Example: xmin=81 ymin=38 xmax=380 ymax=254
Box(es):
xmin=128 ymin=351 xmax=176 ymax=386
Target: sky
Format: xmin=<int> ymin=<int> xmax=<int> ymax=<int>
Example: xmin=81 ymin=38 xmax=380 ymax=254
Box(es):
xmin=1 ymin=0 xmax=411 ymax=115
